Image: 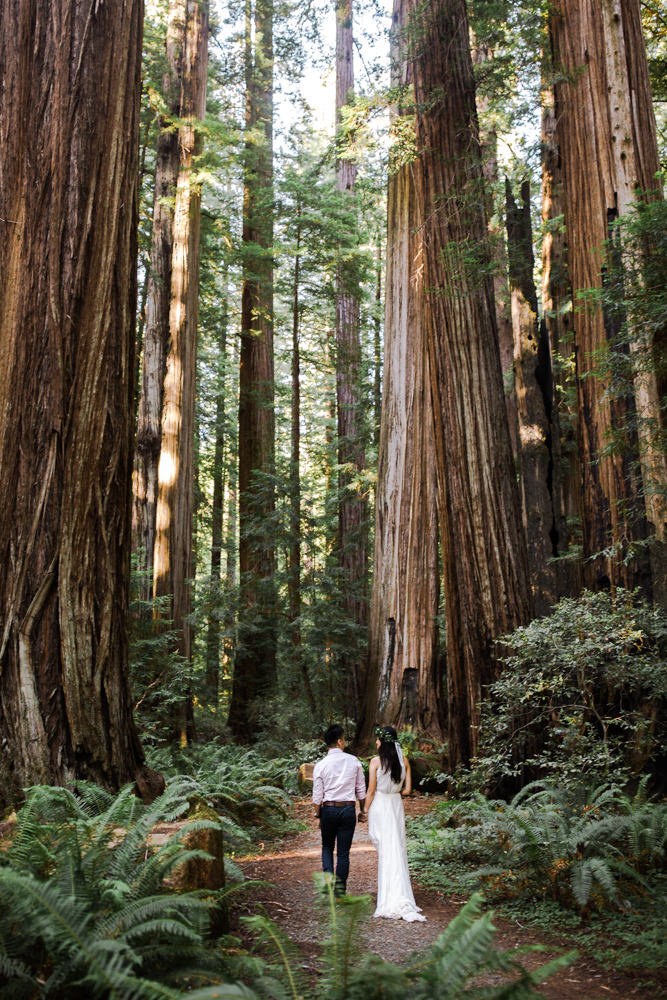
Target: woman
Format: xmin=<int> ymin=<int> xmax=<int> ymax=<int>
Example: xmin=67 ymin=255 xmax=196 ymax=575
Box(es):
xmin=366 ymin=726 xmax=425 ymax=922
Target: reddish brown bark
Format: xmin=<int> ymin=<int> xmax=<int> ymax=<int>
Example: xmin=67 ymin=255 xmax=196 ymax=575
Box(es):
xmin=132 ymin=1 xmax=184 ymax=594
xmin=360 ymin=0 xmax=442 ymax=748
xmin=408 ymin=0 xmax=532 ymax=768
xmin=229 ymin=0 xmax=276 ymax=737
xmin=0 ymin=0 xmax=157 ymax=801
xmin=551 ymin=0 xmax=663 ymax=593
xmin=153 ymin=0 xmax=209 ymax=743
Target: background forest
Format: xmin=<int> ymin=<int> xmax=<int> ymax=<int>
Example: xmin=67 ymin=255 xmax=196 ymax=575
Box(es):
xmin=0 ymin=0 xmax=665 ymax=997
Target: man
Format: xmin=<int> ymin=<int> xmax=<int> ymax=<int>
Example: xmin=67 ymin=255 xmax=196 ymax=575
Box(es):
xmin=312 ymin=723 xmax=367 ymax=895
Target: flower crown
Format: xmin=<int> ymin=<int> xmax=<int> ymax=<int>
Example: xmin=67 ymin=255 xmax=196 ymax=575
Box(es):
xmin=374 ymin=726 xmax=398 ymax=744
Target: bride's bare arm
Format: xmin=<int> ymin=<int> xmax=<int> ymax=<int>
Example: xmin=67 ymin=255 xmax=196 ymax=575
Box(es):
xmin=365 ymin=757 xmax=379 ymax=812
xmin=401 ymin=759 xmax=412 ymax=797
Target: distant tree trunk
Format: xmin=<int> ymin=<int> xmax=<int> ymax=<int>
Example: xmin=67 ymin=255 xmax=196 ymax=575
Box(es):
xmin=551 ymin=0 xmax=663 ymax=594
xmin=0 ymin=0 xmax=161 ymax=803
xmin=505 ymin=178 xmax=561 ymax=615
xmin=335 ymin=0 xmax=368 ymax=715
xmin=289 ymin=211 xmax=316 ymax=713
xmin=540 ymin=72 xmax=582 ymax=597
xmin=409 ymin=0 xmax=532 ymax=768
xmin=133 ymin=0 xmax=184 ymax=596
xmin=360 ymin=0 xmax=442 ymax=749
xmin=229 ymin=0 xmax=276 ymax=738
xmin=205 ymin=295 xmax=228 ymax=705
xmin=153 ymin=0 xmax=209 ymax=744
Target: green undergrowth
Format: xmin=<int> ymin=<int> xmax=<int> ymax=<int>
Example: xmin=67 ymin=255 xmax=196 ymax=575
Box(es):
xmin=0 ymin=783 xmax=575 ymax=1000
xmin=407 ymin=780 xmax=667 ymax=979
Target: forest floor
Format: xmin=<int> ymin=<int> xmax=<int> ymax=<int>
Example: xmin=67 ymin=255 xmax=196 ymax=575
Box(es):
xmin=237 ymin=796 xmax=664 ymax=1000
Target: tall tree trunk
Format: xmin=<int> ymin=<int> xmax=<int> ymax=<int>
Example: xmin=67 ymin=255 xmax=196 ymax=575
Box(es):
xmin=540 ymin=71 xmax=582 ymax=597
xmin=289 ymin=212 xmax=317 ymax=713
xmin=505 ymin=178 xmax=561 ymax=615
xmin=153 ymin=0 xmax=209 ymax=744
xmin=551 ymin=0 xmax=663 ymax=594
xmin=408 ymin=0 xmax=532 ymax=769
xmin=335 ymin=0 xmax=367 ymax=716
xmin=0 ymin=0 xmax=161 ymax=803
xmin=133 ymin=1 xmax=184 ymax=596
xmin=360 ymin=0 xmax=442 ymax=749
xmin=229 ymin=0 xmax=276 ymax=738
xmin=205 ymin=295 xmax=228 ymax=706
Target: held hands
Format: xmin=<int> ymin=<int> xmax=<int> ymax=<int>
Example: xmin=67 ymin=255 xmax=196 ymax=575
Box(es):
xmin=357 ymin=810 xmax=367 ymax=823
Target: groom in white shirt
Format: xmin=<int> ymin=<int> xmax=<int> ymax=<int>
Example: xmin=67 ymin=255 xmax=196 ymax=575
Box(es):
xmin=312 ymin=724 xmax=367 ymax=896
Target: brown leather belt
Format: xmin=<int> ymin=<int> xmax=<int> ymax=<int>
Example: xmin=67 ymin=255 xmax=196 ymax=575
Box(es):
xmin=322 ymin=800 xmax=355 ymax=807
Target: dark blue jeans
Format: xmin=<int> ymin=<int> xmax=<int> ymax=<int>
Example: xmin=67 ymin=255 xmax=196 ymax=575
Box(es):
xmin=319 ymin=804 xmax=356 ymax=893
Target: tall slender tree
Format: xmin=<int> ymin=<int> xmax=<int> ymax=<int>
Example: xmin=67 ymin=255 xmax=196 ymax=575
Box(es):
xmin=334 ymin=0 xmax=368 ymax=714
xmin=408 ymin=0 xmax=532 ymax=767
xmin=133 ymin=0 xmax=184 ymax=595
xmin=361 ymin=0 xmax=442 ymax=746
xmin=540 ymin=68 xmax=582 ymax=595
xmin=551 ymin=0 xmax=664 ymax=594
xmin=153 ymin=0 xmax=209 ymax=744
xmin=505 ymin=178 xmax=561 ymax=615
xmin=205 ymin=291 xmax=229 ymax=705
xmin=229 ymin=0 xmax=277 ymax=737
xmin=0 ymin=0 xmax=161 ymax=802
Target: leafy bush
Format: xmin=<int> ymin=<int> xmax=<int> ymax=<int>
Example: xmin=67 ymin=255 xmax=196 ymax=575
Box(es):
xmin=408 ymin=780 xmax=667 ymax=914
xmin=0 ymin=781 xmax=235 ymax=999
xmin=471 ymin=590 xmax=667 ymax=790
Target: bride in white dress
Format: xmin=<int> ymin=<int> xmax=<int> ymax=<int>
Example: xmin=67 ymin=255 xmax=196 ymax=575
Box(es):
xmin=365 ymin=726 xmax=425 ymax=922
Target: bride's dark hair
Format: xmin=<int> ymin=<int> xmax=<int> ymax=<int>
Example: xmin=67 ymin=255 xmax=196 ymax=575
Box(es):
xmin=377 ymin=726 xmax=403 ymax=784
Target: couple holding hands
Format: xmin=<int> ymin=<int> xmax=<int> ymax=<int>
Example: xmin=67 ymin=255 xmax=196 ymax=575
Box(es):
xmin=312 ymin=724 xmax=425 ymax=923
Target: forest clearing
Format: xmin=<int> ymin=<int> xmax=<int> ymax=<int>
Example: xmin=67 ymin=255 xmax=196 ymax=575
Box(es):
xmin=0 ymin=0 xmax=665 ymax=996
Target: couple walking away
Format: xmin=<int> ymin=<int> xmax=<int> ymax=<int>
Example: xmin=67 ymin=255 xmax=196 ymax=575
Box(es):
xmin=312 ymin=723 xmax=425 ymax=922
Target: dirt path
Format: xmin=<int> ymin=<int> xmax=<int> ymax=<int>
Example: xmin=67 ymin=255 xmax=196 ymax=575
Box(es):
xmin=239 ymin=797 xmax=662 ymax=1000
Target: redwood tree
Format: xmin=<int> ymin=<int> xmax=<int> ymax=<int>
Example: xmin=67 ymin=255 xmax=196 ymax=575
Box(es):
xmin=153 ymin=0 xmax=209 ymax=744
xmin=133 ymin=0 xmax=184 ymax=593
xmin=0 ymin=0 xmax=158 ymax=801
xmin=335 ymin=0 xmax=368 ymax=713
xmin=408 ymin=0 xmax=532 ymax=767
xmin=228 ymin=0 xmax=277 ymax=737
xmin=551 ymin=0 xmax=664 ymax=593
xmin=361 ymin=0 xmax=442 ymax=746
xmin=505 ymin=177 xmax=561 ymax=615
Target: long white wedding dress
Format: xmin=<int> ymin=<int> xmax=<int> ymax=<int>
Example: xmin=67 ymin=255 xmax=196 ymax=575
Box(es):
xmin=368 ymin=758 xmax=425 ymax=922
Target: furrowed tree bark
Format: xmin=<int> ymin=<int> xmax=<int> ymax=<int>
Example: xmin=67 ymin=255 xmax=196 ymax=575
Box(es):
xmin=0 ymin=0 xmax=161 ymax=803
xmin=153 ymin=0 xmax=209 ymax=744
xmin=506 ymin=178 xmax=561 ymax=615
xmin=551 ymin=0 xmax=664 ymax=594
xmin=373 ymin=231 xmax=383 ymax=449
xmin=133 ymin=0 xmax=185 ymax=596
xmin=540 ymin=70 xmax=582 ymax=597
xmin=408 ymin=0 xmax=533 ymax=768
xmin=229 ymin=0 xmax=277 ymax=738
xmin=335 ymin=0 xmax=368 ymax=717
xmin=472 ymin=40 xmax=519 ymax=463
xmin=359 ymin=0 xmax=442 ymax=749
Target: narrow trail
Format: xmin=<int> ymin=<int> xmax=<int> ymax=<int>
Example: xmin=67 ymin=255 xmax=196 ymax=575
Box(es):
xmin=239 ymin=797 xmax=660 ymax=1000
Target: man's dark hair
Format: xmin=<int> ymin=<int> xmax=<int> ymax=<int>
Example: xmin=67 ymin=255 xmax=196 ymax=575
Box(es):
xmin=324 ymin=724 xmax=344 ymax=747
